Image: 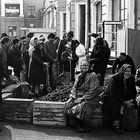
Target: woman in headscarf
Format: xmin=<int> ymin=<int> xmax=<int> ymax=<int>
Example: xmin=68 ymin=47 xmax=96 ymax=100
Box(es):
xmin=108 ymin=64 xmax=137 ymax=134
xmin=64 ymin=59 xmax=100 ymax=132
xmin=28 ymin=41 xmax=46 ymax=95
xmin=28 ymin=37 xmax=38 ymax=78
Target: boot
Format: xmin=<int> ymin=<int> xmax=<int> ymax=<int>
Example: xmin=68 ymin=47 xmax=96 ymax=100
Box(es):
xmin=113 ymin=120 xmax=124 ymax=135
xmin=77 ymin=120 xmax=92 ymax=133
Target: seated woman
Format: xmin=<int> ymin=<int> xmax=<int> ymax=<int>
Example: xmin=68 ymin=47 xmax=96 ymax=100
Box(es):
xmin=106 ymin=64 xmax=137 ymax=134
xmin=64 ymin=59 xmax=100 ymax=132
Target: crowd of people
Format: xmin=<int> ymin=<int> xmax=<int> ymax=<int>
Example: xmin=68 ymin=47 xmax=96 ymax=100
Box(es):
xmin=0 ymin=31 xmax=140 ymax=134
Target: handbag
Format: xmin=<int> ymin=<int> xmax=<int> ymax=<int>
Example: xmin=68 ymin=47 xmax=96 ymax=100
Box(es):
xmin=121 ymin=107 xmax=138 ymax=131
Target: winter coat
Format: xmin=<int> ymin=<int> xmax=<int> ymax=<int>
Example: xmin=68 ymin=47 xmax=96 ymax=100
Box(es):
xmin=90 ymin=41 xmax=110 ymax=75
xmin=57 ymin=39 xmax=77 ymax=63
xmin=8 ymin=45 xmax=22 ymax=70
xmin=111 ymin=73 xmax=137 ymax=103
xmin=112 ymin=55 xmax=136 ymax=75
xmin=65 ymin=72 xmax=100 ymax=119
xmin=43 ymin=41 xmax=57 ymax=63
xmin=0 ymin=44 xmax=8 ymax=79
xmin=28 ymin=47 xmax=46 ymax=85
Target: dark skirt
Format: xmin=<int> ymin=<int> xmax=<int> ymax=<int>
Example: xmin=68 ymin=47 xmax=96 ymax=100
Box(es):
xmin=29 ymin=68 xmax=46 ymax=85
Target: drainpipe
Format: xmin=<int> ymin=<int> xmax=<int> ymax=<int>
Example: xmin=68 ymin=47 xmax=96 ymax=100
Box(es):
xmin=87 ymin=0 xmax=91 ymax=59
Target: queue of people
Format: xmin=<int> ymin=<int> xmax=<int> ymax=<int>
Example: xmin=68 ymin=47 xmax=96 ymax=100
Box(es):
xmin=0 ymin=31 xmax=140 ymax=135
xmin=0 ymin=31 xmax=81 ymax=96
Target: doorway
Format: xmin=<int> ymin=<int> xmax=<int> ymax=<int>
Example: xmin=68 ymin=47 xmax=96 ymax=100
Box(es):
xmin=79 ymin=5 xmax=85 ymax=45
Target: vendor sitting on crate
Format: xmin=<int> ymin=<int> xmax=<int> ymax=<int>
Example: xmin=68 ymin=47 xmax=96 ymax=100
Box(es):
xmin=61 ymin=44 xmax=78 ymax=82
xmin=64 ymin=59 xmax=100 ymax=132
xmin=100 ymin=64 xmax=138 ymax=134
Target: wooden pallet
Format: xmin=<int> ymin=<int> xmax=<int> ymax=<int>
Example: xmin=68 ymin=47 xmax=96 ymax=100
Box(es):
xmin=3 ymin=98 xmax=34 ymax=124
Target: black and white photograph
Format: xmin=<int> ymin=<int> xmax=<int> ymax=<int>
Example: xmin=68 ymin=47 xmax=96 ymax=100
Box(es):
xmin=0 ymin=0 xmax=140 ymax=139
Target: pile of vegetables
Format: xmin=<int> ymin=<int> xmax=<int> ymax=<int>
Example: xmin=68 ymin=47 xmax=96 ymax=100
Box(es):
xmin=37 ymin=82 xmax=73 ymax=102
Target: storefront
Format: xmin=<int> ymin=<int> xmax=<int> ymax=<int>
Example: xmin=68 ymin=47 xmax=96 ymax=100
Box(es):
xmin=0 ymin=0 xmax=24 ymax=37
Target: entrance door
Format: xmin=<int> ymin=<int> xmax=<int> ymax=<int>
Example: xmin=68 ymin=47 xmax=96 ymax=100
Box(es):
xmin=79 ymin=5 xmax=85 ymax=45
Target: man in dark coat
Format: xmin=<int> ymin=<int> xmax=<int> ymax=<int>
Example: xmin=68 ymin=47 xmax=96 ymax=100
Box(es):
xmin=43 ymin=33 xmax=57 ymax=89
xmin=90 ymin=37 xmax=110 ymax=86
xmin=57 ymin=31 xmax=78 ymax=82
xmin=112 ymin=52 xmax=136 ymax=75
xmin=0 ymin=37 xmax=10 ymax=132
xmin=9 ymin=38 xmax=22 ymax=79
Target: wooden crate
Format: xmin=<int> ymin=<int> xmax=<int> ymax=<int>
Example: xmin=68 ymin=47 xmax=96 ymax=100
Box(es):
xmin=13 ymin=82 xmax=30 ymax=99
xmin=2 ymin=93 xmax=13 ymax=100
xmin=2 ymin=84 xmax=17 ymax=93
xmin=33 ymin=101 xmax=66 ymax=126
xmin=33 ymin=101 xmax=103 ymax=127
xmin=2 ymin=82 xmax=30 ymax=99
xmin=91 ymin=105 xmax=103 ymax=127
xmin=3 ymin=98 xmax=34 ymax=124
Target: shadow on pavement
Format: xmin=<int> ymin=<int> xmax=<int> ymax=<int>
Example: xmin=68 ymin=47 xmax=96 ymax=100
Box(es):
xmin=0 ymin=123 xmax=12 ymax=140
xmin=1 ymin=121 xmax=140 ymax=140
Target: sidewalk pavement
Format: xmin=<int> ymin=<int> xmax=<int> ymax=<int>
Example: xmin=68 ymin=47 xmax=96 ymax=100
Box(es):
xmin=0 ymin=122 xmax=140 ymax=140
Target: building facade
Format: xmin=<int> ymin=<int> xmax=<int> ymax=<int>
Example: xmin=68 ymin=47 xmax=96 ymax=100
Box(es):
xmin=52 ymin=0 xmax=138 ymax=57
xmin=0 ymin=0 xmax=44 ymax=37
xmin=42 ymin=0 xmax=66 ymax=39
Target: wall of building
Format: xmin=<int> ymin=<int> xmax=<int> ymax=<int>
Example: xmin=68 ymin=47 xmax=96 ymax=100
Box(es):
xmin=0 ymin=0 xmax=44 ymax=37
xmin=136 ymin=0 xmax=140 ymax=30
xmin=23 ymin=0 xmax=44 ymax=28
xmin=0 ymin=0 xmax=24 ymax=36
xmin=56 ymin=0 xmax=66 ymax=38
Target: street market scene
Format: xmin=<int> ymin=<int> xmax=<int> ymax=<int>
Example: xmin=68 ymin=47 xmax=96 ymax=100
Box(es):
xmin=1 ymin=0 xmax=140 ymax=139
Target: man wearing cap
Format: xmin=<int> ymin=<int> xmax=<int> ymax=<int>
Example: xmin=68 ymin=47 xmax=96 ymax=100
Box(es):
xmin=112 ymin=52 xmax=136 ymax=75
xmin=57 ymin=31 xmax=78 ymax=82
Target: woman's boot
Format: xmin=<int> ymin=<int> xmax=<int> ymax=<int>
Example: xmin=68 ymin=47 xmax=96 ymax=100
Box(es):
xmin=113 ymin=120 xmax=124 ymax=135
xmin=77 ymin=116 xmax=92 ymax=133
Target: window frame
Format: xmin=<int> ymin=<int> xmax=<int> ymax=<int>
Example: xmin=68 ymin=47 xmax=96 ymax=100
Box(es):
xmin=28 ymin=6 xmax=36 ymax=18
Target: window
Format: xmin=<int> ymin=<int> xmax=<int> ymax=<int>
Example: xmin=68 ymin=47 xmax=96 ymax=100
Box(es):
xmin=28 ymin=6 xmax=35 ymax=18
xmin=102 ymin=0 xmax=107 ymax=21
xmin=5 ymin=4 xmax=20 ymax=17
xmin=8 ymin=26 xmax=17 ymax=37
xmin=63 ymin=13 xmax=66 ymax=33
xmin=120 ymin=0 xmax=127 ymax=28
xmin=60 ymin=12 xmax=66 ymax=39
xmin=96 ymin=1 xmax=102 ymax=36
xmin=96 ymin=0 xmax=107 ymax=37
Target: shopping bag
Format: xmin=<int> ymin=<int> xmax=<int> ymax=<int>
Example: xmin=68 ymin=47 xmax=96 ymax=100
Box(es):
xmin=121 ymin=108 xmax=138 ymax=131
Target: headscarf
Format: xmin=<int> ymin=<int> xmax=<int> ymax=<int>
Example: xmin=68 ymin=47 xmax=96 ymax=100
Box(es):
xmin=118 ymin=64 xmax=132 ymax=75
xmin=29 ymin=37 xmax=37 ymax=46
xmin=28 ymin=37 xmax=37 ymax=57
xmin=76 ymin=59 xmax=90 ymax=88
